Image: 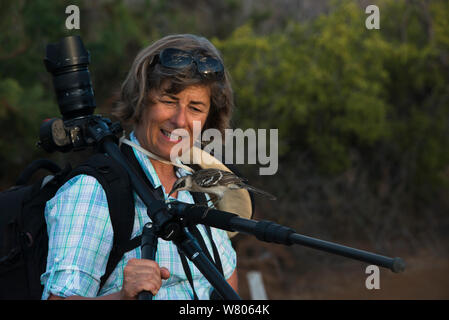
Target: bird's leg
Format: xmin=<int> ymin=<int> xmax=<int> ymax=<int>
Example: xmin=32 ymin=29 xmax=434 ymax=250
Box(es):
xmin=197 ymin=194 xmax=221 ymax=218
xmin=207 ymin=194 xmax=222 ymax=208
xmin=202 ymin=194 xmax=226 ymax=218
xmin=184 ymin=194 xmax=221 ymax=218
xmin=186 ymin=193 xmax=213 ymax=214
xmin=200 ymin=205 xmax=211 ymax=218
xmin=188 ymin=193 xmax=219 ymax=207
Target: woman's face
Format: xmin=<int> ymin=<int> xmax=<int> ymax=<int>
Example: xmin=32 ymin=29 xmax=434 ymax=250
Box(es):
xmin=136 ymin=84 xmax=211 ymax=160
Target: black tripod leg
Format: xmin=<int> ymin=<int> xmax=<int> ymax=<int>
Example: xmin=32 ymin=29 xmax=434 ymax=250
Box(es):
xmin=175 ymin=228 xmax=241 ymax=300
xmin=138 ymin=222 xmax=159 ymax=300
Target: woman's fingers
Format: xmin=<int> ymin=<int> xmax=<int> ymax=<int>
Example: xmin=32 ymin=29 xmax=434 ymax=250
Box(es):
xmin=121 ymin=258 xmax=170 ymax=299
xmin=160 ymin=267 xmax=171 ymax=279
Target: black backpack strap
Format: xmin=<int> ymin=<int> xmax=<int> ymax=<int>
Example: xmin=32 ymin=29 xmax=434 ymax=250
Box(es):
xmin=185 ymin=197 xmax=223 ymax=275
xmin=204 ymin=225 xmax=225 ymax=300
xmin=188 ymin=170 xmax=224 ymax=276
xmin=203 ymin=226 xmax=223 ymax=276
xmin=117 ymin=142 xmax=166 ymax=248
xmin=66 ymin=153 xmax=137 ymax=290
xmin=15 ymin=159 xmax=62 ymax=186
xmin=177 ymin=247 xmax=199 ymax=300
xmin=120 ymin=143 xmax=164 ymax=201
xmin=182 ymin=190 xmax=224 ymax=299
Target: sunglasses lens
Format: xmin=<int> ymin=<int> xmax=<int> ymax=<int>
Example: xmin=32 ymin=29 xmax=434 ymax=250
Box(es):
xmin=157 ymin=48 xmax=224 ymax=79
xmin=160 ymin=48 xmax=192 ymax=68
xmin=196 ymin=56 xmax=224 ymax=75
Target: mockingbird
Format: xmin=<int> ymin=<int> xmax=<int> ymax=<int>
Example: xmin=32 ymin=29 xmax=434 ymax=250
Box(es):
xmin=168 ymin=168 xmax=276 ymax=207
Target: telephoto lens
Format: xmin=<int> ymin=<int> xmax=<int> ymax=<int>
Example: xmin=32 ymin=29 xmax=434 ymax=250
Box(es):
xmin=44 ymin=35 xmax=96 ymax=120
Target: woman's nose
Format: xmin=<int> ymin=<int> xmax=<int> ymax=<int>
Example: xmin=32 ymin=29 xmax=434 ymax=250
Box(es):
xmin=171 ymin=105 xmax=187 ymax=128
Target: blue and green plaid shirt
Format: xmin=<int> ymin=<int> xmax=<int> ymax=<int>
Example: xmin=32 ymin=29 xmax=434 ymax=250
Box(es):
xmin=41 ymin=132 xmax=236 ymax=300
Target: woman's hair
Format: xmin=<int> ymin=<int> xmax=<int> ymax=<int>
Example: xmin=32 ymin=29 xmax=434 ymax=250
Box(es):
xmin=113 ymin=34 xmax=234 ymax=135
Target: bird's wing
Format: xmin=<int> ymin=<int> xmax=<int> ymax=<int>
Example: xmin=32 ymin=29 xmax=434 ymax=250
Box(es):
xmin=192 ymin=169 xmax=244 ymax=188
xmin=243 ymin=184 xmax=277 ymax=200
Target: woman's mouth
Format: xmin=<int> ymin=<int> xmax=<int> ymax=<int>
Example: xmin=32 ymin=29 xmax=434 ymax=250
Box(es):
xmin=160 ymin=129 xmax=184 ymax=142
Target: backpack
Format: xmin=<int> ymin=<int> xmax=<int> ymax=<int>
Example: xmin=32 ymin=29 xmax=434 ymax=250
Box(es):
xmin=0 ymin=144 xmax=227 ymax=300
xmin=0 ymin=151 xmax=139 ymax=299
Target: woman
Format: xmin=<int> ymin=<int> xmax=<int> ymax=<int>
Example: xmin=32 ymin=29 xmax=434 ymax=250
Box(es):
xmin=41 ymin=34 xmax=238 ymax=300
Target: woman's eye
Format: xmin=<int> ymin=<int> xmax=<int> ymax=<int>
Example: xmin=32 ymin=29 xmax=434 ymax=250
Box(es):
xmin=190 ymin=106 xmax=202 ymax=112
xmin=161 ymin=100 xmax=176 ymax=105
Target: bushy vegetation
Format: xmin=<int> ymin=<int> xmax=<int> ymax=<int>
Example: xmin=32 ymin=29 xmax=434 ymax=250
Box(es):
xmin=1 ymin=0 xmax=448 ymax=252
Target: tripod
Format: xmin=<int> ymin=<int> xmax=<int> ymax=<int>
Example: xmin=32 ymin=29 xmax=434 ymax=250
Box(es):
xmin=40 ymin=115 xmax=405 ymax=300
xmin=96 ymin=123 xmax=405 ymax=300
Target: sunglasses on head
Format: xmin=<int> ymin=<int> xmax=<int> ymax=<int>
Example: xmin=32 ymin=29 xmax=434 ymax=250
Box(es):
xmin=150 ymin=48 xmax=224 ymax=80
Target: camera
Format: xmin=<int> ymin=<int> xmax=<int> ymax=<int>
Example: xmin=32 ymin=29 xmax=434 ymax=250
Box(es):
xmin=38 ymin=35 xmax=121 ymax=152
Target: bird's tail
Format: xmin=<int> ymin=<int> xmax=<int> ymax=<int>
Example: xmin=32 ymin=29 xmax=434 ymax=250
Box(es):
xmin=244 ymin=185 xmax=277 ymax=200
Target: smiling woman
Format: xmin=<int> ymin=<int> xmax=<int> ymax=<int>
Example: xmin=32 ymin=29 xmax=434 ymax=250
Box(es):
xmin=134 ymin=84 xmax=211 ymax=161
xmin=41 ymin=34 xmax=241 ymax=300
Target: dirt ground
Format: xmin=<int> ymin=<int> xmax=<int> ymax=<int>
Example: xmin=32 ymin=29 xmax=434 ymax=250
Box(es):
xmin=234 ymin=235 xmax=449 ymax=300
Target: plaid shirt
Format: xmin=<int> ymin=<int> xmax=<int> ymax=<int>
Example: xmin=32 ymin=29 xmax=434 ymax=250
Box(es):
xmin=41 ymin=132 xmax=236 ymax=300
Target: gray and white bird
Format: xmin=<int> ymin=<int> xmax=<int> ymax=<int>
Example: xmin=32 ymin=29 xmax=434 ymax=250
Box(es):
xmin=168 ymin=168 xmax=276 ymax=206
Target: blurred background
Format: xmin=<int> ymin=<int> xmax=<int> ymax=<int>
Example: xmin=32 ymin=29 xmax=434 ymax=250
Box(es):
xmin=1 ymin=0 xmax=448 ymax=299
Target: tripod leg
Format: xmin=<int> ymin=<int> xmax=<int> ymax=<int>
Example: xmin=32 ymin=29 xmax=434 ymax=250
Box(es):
xmin=138 ymin=222 xmax=159 ymax=300
xmin=175 ymin=228 xmax=241 ymax=300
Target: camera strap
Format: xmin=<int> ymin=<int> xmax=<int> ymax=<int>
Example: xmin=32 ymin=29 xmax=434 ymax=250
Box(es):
xmin=119 ymin=136 xmax=194 ymax=173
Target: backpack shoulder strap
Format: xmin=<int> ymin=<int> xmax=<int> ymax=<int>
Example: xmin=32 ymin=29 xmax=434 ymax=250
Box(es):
xmin=188 ymin=164 xmax=224 ymax=274
xmin=66 ymin=153 xmax=136 ymax=290
xmin=177 ymin=247 xmax=199 ymax=300
xmin=120 ymin=143 xmax=164 ymax=200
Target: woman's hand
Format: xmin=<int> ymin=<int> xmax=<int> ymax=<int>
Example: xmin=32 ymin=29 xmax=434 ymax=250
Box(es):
xmin=120 ymin=258 xmax=170 ymax=300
